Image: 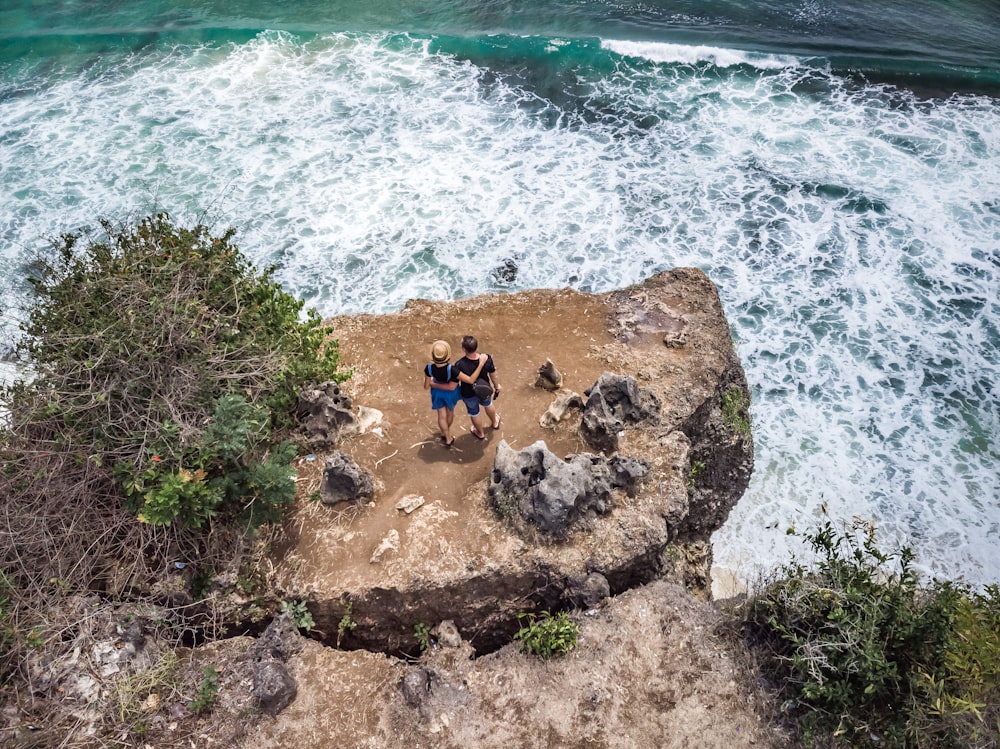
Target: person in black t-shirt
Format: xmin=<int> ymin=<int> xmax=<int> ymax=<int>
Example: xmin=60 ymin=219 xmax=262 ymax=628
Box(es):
xmin=453 ymin=335 xmax=501 ymax=440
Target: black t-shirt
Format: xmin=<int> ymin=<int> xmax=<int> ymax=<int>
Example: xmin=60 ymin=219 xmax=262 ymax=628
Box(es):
xmin=425 ymin=362 xmax=458 ymax=384
xmin=453 ymin=354 xmax=495 ymax=398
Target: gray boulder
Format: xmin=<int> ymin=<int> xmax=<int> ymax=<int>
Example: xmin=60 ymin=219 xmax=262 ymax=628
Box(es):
xmin=488 ymin=441 xmax=648 ymax=538
xmin=298 ymin=381 xmax=358 ymax=449
xmin=253 ymin=659 xmax=297 ymax=714
xmin=249 ymin=612 xmax=303 ymax=715
xmin=580 ymin=373 xmax=661 ymax=453
xmin=534 ymin=358 xmax=564 ymax=390
xmin=252 ymin=611 xmax=303 ymax=662
xmin=561 ymin=572 xmax=611 ymax=609
xmin=321 ymin=451 xmax=375 ymax=506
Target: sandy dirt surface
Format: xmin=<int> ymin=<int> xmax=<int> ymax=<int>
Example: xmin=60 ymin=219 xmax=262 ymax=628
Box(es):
xmin=275 ymin=286 xmax=641 ymax=594
xmin=232 ymin=581 xmax=785 ymax=749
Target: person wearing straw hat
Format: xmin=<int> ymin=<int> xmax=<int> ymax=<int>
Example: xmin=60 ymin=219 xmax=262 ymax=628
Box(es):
xmin=424 ymin=340 xmax=486 ymax=447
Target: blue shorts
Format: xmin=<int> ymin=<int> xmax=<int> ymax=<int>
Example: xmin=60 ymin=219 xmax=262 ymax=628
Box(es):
xmin=463 ymin=394 xmax=492 ymax=416
xmin=431 ymin=388 xmax=461 ymax=410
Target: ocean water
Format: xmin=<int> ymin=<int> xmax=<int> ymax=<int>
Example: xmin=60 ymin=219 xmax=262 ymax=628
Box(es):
xmin=2 ymin=1 xmax=998 ymax=586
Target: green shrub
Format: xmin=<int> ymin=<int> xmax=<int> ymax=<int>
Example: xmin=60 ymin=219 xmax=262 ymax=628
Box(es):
xmin=514 ymin=610 xmax=578 ymax=658
xmin=414 ymin=621 xmax=430 ymax=652
xmin=188 ymin=665 xmax=220 ymax=716
xmin=281 ymin=599 xmax=315 ymax=632
xmin=721 ymin=385 xmax=751 ymax=438
xmin=741 ymin=520 xmax=1000 ymax=748
xmin=4 ymin=212 xmax=347 ymax=529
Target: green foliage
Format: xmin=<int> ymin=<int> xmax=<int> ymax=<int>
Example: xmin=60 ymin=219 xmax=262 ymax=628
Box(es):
xmin=721 ymin=385 xmax=751 ymax=438
xmin=742 ymin=520 xmax=1000 ymax=748
xmin=281 ymin=600 xmax=315 ymax=632
xmin=0 ymin=572 xmax=14 ymax=680
xmin=414 ymin=621 xmax=430 ymax=652
xmin=514 ymin=610 xmax=578 ymax=658
xmin=188 ymin=665 xmax=220 ymax=716
xmin=335 ymin=603 xmax=356 ymax=647
xmin=687 ymin=460 xmax=705 ymax=488
xmin=912 ymin=584 xmax=1000 ymax=747
xmin=4 ymin=212 xmax=347 ymax=529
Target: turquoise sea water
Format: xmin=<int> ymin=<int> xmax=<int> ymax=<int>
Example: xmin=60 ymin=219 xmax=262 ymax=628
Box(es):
xmin=2 ymin=1 xmax=998 ymax=585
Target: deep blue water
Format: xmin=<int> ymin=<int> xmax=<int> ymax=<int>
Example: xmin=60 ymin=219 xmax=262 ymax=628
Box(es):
xmin=2 ymin=0 xmax=998 ymax=586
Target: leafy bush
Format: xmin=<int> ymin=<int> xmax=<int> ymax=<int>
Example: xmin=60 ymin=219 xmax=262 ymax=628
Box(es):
xmin=188 ymin=665 xmax=220 ymax=715
xmin=281 ymin=599 xmax=316 ymax=632
xmin=514 ymin=610 xmax=578 ymax=658
xmin=721 ymin=385 xmax=751 ymax=438
xmin=741 ymin=519 xmax=1000 ymax=748
xmin=4 ymin=212 xmax=347 ymax=528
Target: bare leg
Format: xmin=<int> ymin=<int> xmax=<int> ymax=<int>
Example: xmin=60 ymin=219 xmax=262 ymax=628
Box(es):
xmin=437 ymin=408 xmax=453 ymax=444
xmin=484 ymin=403 xmax=500 ymax=429
xmin=469 ymin=412 xmax=486 ymax=438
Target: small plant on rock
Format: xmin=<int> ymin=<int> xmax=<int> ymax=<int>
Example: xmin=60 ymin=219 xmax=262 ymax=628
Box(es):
xmin=281 ymin=599 xmax=315 ymax=632
xmin=336 ymin=604 xmax=356 ymax=647
xmin=514 ymin=610 xmax=578 ymax=658
xmin=721 ymin=385 xmax=751 ymax=438
xmin=188 ymin=665 xmax=220 ymax=716
xmin=414 ymin=621 xmax=431 ymax=652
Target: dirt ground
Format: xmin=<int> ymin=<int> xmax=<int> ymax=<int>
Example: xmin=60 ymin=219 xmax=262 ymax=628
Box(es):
xmin=276 ymin=288 xmax=626 ymax=593
xmin=178 ymin=581 xmax=786 ymax=749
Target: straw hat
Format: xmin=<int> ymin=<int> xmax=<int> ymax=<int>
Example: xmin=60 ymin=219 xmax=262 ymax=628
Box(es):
xmin=431 ymin=340 xmax=451 ymax=364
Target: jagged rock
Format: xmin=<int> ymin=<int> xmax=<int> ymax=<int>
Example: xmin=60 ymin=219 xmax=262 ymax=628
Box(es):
xmin=401 ymin=668 xmax=431 ymax=707
xmin=249 ymin=612 xmax=302 ymax=715
xmin=580 ymin=373 xmax=661 ymax=453
xmin=252 ymin=612 xmax=303 ymax=663
xmin=253 ymin=659 xmax=297 ymax=714
xmin=488 ymin=440 xmax=620 ymax=537
xmin=609 ymin=455 xmax=651 ymax=497
xmin=431 ymin=620 xmax=462 ymax=649
xmin=370 ymin=529 xmax=400 ymax=563
xmin=663 ymin=328 xmax=688 ymax=348
xmin=395 ymin=495 xmax=425 ymax=514
xmin=321 ymin=451 xmax=375 ymax=506
xmin=539 ymin=390 xmax=585 ymax=428
xmin=298 ymin=381 xmax=358 ymax=449
xmin=534 ymin=358 xmax=563 ymax=390
xmin=562 ymin=572 xmax=610 ymax=609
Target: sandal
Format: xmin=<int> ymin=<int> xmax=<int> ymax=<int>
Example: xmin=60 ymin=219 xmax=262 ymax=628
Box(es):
xmin=471 ymin=428 xmax=486 ymax=440
xmin=491 ymin=415 xmax=501 ymax=429
xmin=444 ymin=436 xmax=455 ymax=448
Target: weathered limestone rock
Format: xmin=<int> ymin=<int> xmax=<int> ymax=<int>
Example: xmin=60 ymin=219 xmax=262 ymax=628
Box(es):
xmin=298 ymin=381 xmax=357 ymax=449
xmin=488 ymin=440 xmax=650 ymax=538
xmin=370 ymin=529 xmax=400 ymax=564
xmin=539 ymin=390 xmax=584 ymax=428
xmin=561 ymin=572 xmax=611 ymax=609
xmin=534 ymin=358 xmax=563 ymax=390
xmin=320 ymin=451 xmax=375 ymax=506
xmin=253 ymin=659 xmax=297 ymax=714
xmin=250 ymin=612 xmax=302 ymax=715
xmin=579 ymin=373 xmax=661 ymax=453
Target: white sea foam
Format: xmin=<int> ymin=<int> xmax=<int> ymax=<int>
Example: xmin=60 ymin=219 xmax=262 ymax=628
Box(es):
xmin=601 ymin=38 xmax=802 ymax=69
xmin=1 ymin=31 xmax=998 ymax=586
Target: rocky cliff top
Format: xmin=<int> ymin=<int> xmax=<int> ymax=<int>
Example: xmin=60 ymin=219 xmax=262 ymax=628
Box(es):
xmin=273 ymin=267 xmax=754 ymax=655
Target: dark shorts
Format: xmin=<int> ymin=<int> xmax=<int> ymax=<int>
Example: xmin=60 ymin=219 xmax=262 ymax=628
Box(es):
xmin=462 ymin=394 xmax=492 ymax=416
xmin=431 ymin=388 xmax=461 ymax=410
